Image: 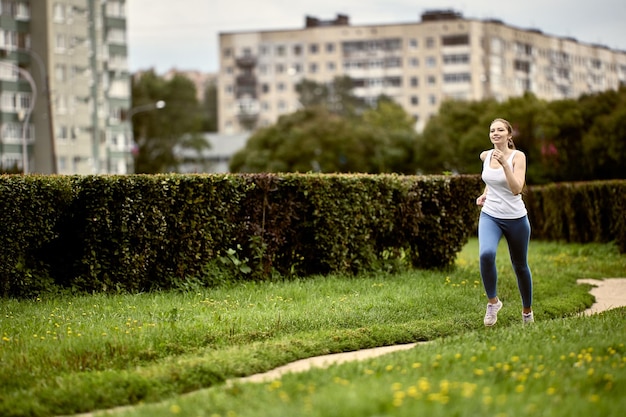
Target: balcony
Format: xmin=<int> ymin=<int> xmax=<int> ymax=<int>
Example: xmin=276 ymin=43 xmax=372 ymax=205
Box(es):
xmin=236 ymin=56 xmax=257 ymax=68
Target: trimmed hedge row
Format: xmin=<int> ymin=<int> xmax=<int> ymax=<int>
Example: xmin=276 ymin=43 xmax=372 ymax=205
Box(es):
xmin=0 ymin=173 xmax=483 ymax=298
xmin=525 ymin=180 xmax=626 ymax=252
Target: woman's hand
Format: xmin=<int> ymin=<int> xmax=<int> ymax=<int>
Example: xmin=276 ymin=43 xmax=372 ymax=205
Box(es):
xmin=476 ymin=194 xmax=487 ymax=206
xmin=492 ymin=149 xmax=506 ymax=166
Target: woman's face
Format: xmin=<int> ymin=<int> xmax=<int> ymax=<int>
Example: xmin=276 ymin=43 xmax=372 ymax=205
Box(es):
xmin=489 ymin=120 xmax=511 ymax=146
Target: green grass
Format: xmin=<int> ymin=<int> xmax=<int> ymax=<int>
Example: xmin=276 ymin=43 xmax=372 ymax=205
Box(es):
xmin=117 ymin=310 xmax=625 ymax=417
xmin=0 ymin=238 xmax=624 ymax=417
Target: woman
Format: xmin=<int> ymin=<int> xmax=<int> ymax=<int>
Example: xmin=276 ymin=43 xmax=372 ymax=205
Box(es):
xmin=476 ymin=118 xmax=533 ymax=326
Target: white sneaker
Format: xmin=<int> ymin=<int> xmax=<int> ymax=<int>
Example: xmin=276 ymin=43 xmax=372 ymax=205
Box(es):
xmin=523 ymin=311 xmax=534 ymax=324
xmin=484 ymin=300 xmax=503 ymax=326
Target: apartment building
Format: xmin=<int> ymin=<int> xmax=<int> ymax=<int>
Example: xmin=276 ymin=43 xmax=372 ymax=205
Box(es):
xmin=218 ymin=10 xmax=626 ymax=134
xmin=0 ymin=0 xmax=131 ymax=174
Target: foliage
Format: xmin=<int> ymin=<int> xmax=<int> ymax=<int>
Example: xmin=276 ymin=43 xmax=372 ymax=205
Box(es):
xmin=414 ymin=86 xmax=626 ymax=184
xmin=0 ymin=239 xmax=624 ymax=417
xmin=0 ymin=174 xmax=482 ymax=297
xmin=131 ymin=70 xmax=207 ymax=173
xmin=296 ymin=75 xmax=369 ymax=118
xmin=525 ymin=180 xmax=626 ymax=252
xmin=0 ymin=175 xmax=73 ymax=297
xmin=230 ymin=102 xmax=418 ymax=174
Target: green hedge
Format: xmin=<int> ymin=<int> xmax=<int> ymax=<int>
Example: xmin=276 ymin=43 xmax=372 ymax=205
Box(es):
xmin=525 ymin=180 xmax=626 ymax=252
xmin=0 ymin=173 xmax=482 ymax=298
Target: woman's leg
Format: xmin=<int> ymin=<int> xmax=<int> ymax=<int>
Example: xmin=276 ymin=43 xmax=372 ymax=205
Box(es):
xmin=503 ymin=216 xmax=533 ymax=309
xmin=478 ymin=212 xmax=503 ymax=300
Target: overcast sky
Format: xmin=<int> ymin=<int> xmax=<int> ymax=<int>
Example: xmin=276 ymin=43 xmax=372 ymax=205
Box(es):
xmin=127 ymin=0 xmax=626 ymax=74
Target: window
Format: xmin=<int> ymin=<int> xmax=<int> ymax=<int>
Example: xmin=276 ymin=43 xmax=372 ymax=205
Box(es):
xmin=410 ymin=77 xmax=419 ymax=87
xmin=55 ymin=34 xmax=66 ymax=52
xmin=326 ymin=43 xmax=335 ymax=53
xmin=223 ymin=48 xmax=232 ymax=58
xmin=276 ymin=63 xmax=284 ymax=74
xmin=53 ymin=3 xmax=65 ymax=22
xmin=427 ymin=75 xmax=436 ymax=85
xmin=411 ymin=96 xmax=419 ymax=105
xmin=309 ymin=63 xmax=318 ymax=73
xmin=277 ymin=82 xmax=285 ymax=92
xmin=443 ymin=54 xmax=469 ymax=65
xmin=409 ymin=39 xmax=418 ymax=48
xmin=426 ymin=56 xmax=436 ymax=67
xmin=428 ymin=95 xmax=437 ymax=105
xmin=327 ymin=62 xmax=336 ymax=71
xmin=293 ymin=45 xmax=302 ymax=55
xmin=56 ymin=125 xmax=68 ymax=140
xmin=55 ymin=64 xmax=67 ymax=81
xmin=105 ymin=0 xmax=125 ymax=18
xmin=442 ymin=34 xmax=469 ymax=46
xmin=0 ymin=63 xmax=18 ymax=81
xmin=409 ymin=57 xmax=419 ymax=67
xmin=426 ymin=37 xmax=435 ymax=48
xmin=261 ymin=83 xmax=270 ymax=93
xmin=514 ymin=60 xmax=530 ymax=73
xmin=276 ymin=45 xmax=285 ymax=56
xmin=443 ymin=73 xmax=471 ymax=83
xmin=309 ymin=43 xmax=318 ymax=54
xmin=1 ymin=91 xmax=32 ymax=112
xmin=0 ymin=30 xmax=18 ymax=50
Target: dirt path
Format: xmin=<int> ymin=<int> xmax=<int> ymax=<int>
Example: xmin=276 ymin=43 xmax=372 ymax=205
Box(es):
xmin=576 ymin=278 xmax=626 ymax=315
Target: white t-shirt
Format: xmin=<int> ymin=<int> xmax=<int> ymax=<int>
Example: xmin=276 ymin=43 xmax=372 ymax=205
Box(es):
xmin=481 ymin=150 xmax=527 ymax=219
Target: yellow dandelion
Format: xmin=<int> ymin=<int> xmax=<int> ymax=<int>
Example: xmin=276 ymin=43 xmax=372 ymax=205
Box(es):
xmin=169 ymin=404 xmax=181 ymax=414
xmin=515 ymin=385 xmax=525 ymax=393
xmin=546 ymin=387 xmax=556 ymax=395
xmin=412 ymin=362 xmax=422 ymax=368
xmin=474 ymin=368 xmax=485 ymax=376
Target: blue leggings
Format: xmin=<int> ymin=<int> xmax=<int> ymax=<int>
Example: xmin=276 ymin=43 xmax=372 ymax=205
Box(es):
xmin=478 ymin=212 xmax=533 ymax=308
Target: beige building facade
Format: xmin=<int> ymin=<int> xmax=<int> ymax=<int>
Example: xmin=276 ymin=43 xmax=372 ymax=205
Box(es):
xmin=218 ymin=11 xmax=626 ymax=134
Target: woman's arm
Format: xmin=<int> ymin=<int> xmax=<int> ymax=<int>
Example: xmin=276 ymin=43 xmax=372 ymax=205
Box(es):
xmin=501 ymin=152 xmax=526 ymax=195
xmin=476 ymin=186 xmax=488 ymax=206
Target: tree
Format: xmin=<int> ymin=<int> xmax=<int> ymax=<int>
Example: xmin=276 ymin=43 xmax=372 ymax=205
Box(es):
xmin=230 ymin=100 xmax=418 ymax=174
xmin=131 ymin=71 xmax=205 ymax=173
xmin=202 ymin=79 xmax=218 ymax=132
xmin=414 ymin=99 xmax=496 ymax=174
xmin=295 ymin=76 xmax=368 ymax=118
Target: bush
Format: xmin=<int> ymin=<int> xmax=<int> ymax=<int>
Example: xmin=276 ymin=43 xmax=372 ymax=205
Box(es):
xmin=525 ymin=180 xmax=626 ymax=251
xmin=0 ymin=173 xmax=482 ymax=297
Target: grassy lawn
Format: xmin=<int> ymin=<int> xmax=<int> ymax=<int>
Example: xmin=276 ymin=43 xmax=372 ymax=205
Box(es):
xmin=0 ymin=239 xmax=624 ymax=417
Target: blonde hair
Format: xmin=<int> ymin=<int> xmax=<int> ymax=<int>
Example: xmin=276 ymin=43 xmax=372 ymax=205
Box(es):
xmin=491 ymin=118 xmax=516 ymax=149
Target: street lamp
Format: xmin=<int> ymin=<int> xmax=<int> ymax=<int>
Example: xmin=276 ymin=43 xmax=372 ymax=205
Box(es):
xmin=124 ymin=100 xmax=166 ymax=173
xmin=127 ymin=100 xmax=166 ymax=120
xmin=1 ymin=47 xmax=55 ymax=173
xmin=0 ymin=62 xmax=36 ymax=174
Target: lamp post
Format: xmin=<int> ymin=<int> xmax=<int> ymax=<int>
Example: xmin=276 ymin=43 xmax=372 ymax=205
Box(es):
xmin=1 ymin=47 xmax=55 ymax=173
xmin=0 ymin=62 xmax=36 ymax=174
xmin=124 ymin=100 xmax=165 ymax=173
